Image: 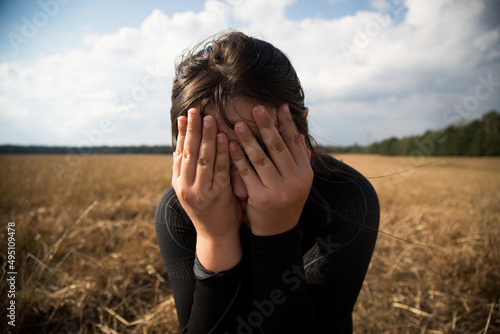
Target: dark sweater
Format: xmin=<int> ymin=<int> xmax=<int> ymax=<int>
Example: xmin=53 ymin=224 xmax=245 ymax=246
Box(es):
xmin=155 ymin=155 xmax=380 ymax=333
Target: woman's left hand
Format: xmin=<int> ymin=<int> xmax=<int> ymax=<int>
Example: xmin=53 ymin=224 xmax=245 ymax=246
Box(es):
xmin=229 ymin=104 xmax=314 ymax=236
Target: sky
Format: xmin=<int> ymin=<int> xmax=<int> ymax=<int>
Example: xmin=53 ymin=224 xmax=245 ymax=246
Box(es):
xmin=0 ymin=0 xmax=499 ymax=147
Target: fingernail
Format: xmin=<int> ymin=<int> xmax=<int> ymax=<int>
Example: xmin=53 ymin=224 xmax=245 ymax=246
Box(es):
xmin=255 ymin=106 xmax=265 ymax=117
xmin=188 ymin=109 xmax=196 ymax=119
xmin=217 ymin=133 xmax=225 ymax=143
xmin=281 ymin=104 xmax=289 ymax=114
xmin=235 ymin=122 xmax=246 ymax=133
xmin=229 ymin=141 xmax=238 ymax=152
xmin=177 ymin=116 xmax=185 ymax=127
xmin=203 ymin=116 xmax=212 ymax=128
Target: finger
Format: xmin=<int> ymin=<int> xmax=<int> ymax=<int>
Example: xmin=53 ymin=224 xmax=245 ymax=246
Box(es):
xmin=300 ymin=134 xmax=312 ymax=162
xmin=172 ymin=116 xmax=187 ymax=179
xmin=181 ymin=108 xmax=202 ymax=184
xmin=196 ymin=115 xmax=217 ymax=185
xmin=228 ymin=140 xmax=262 ymax=191
xmin=252 ymin=105 xmax=296 ymax=176
xmin=213 ymin=132 xmax=231 ymax=189
xmin=233 ymin=120 xmax=280 ymax=184
xmin=277 ymin=104 xmax=310 ymax=168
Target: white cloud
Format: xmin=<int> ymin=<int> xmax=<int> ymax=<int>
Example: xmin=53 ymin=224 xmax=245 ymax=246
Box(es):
xmin=0 ymin=95 xmax=30 ymax=117
xmin=0 ymin=0 xmax=499 ymax=146
xmin=229 ymin=0 xmax=295 ymax=22
xmin=370 ymin=0 xmax=390 ymax=11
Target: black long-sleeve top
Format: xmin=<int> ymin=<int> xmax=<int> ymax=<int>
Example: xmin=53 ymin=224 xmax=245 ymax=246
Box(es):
xmin=155 ymin=155 xmax=380 ymax=333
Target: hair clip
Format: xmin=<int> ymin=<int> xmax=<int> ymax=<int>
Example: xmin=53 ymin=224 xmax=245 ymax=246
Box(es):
xmin=205 ymin=45 xmax=212 ymax=52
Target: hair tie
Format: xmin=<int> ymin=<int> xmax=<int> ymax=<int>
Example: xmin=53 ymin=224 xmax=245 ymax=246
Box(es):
xmin=205 ymin=45 xmax=212 ymax=52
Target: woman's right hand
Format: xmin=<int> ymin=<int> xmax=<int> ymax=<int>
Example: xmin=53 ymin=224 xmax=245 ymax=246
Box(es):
xmin=171 ymin=108 xmax=243 ymax=272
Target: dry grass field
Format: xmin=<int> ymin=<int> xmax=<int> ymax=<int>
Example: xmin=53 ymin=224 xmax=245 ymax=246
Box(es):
xmin=0 ymin=153 xmax=499 ymax=333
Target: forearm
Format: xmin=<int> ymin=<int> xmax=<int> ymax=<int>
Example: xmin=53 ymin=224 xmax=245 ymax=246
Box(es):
xmin=250 ymin=225 xmax=321 ymax=332
xmin=175 ymin=233 xmax=246 ymax=332
xmin=196 ymin=232 xmax=242 ymax=273
xmin=184 ymin=259 xmax=247 ymax=333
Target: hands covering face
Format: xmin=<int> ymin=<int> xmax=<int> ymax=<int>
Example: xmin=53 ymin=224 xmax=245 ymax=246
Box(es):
xmin=228 ymin=104 xmax=313 ymax=236
xmin=172 ymin=108 xmax=242 ymax=240
xmin=171 ymin=103 xmax=313 ymax=239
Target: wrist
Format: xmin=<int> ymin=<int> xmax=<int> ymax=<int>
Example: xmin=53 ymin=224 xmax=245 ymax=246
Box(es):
xmin=250 ymin=218 xmax=299 ymax=236
xmin=196 ymin=232 xmax=242 ymax=273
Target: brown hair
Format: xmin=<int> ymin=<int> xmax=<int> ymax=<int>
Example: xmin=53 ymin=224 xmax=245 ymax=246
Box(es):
xmin=169 ymin=30 xmax=369 ymax=225
xmin=170 ymin=30 xmax=320 ymax=156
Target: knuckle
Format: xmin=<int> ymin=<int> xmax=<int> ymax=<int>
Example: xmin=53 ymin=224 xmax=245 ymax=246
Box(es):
xmin=238 ymin=165 xmax=253 ymax=177
xmin=253 ymin=155 xmax=269 ymax=168
xmin=183 ymin=151 xmax=193 ymax=160
xmin=194 ymin=196 xmax=208 ymax=209
xmin=241 ymin=134 xmax=255 ymax=146
xmin=186 ymin=124 xmax=198 ymax=133
xmin=290 ymin=133 xmax=302 ymax=146
xmin=232 ymin=152 xmax=247 ymax=163
xmin=270 ymin=140 xmax=287 ymax=154
xmin=178 ymin=189 xmax=193 ymax=203
xmin=197 ymin=157 xmax=211 ymax=167
xmin=202 ymin=131 xmax=213 ymax=140
xmin=214 ymin=172 xmax=230 ymax=187
xmin=179 ymin=188 xmax=207 ymax=209
xmin=214 ymin=163 xmax=227 ymax=174
xmin=261 ymin=118 xmax=273 ymax=130
xmin=203 ymin=183 xmax=218 ymax=198
xmin=174 ymin=149 xmax=183 ymax=159
xmin=186 ymin=128 xmax=197 ymax=137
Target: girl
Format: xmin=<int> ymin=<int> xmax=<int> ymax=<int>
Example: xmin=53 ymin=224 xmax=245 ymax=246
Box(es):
xmin=155 ymin=31 xmax=379 ymax=334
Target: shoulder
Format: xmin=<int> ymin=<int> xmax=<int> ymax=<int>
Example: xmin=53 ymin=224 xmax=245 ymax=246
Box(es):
xmin=155 ymin=187 xmax=193 ymax=230
xmin=303 ymin=155 xmax=380 ymax=281
xmin=312 ymin=154 xmax=379 ymax=214
xmin=316 ymin=154 xmax=368 ymax=181
xmin=155 ymin=187 xmax=177 ymax=220
xmin=154 ymin=187 xmax=197 ymax=280
xmin=156 ymin=187 xmax=180 ymax=212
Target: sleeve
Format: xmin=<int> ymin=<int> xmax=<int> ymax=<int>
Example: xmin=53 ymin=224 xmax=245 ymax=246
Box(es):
xmin=247 ymin=159 xmax=379 ymax=334
xmin=303 ymin=164 xmax=380 ymax=333
xmin=249 ymin=225 xmax=323 ymax=333
xmin=154 ymin=187 xmax=248 ymax=333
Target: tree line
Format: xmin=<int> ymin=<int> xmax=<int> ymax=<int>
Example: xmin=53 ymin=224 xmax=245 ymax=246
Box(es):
xmin=0 ymin=145 xmax=174 ymax=154
xmin=1 ymin=110 xmax=498 ymax=156
xmin=319 ymin=110 xmax=499 ymax=156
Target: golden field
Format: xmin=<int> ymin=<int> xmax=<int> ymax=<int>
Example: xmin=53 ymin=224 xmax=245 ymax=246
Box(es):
xmin=0 ymin=154 xmax=499 ymax=333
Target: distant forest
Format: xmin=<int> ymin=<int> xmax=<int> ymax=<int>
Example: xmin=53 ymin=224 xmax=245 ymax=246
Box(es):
xmin=1 ymin=110 xmax=499 ymax=156
xmin=320 ymin=110 xmax=500 ymax=156
xmin=0 ymin=145 xmax=174 ymax=155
